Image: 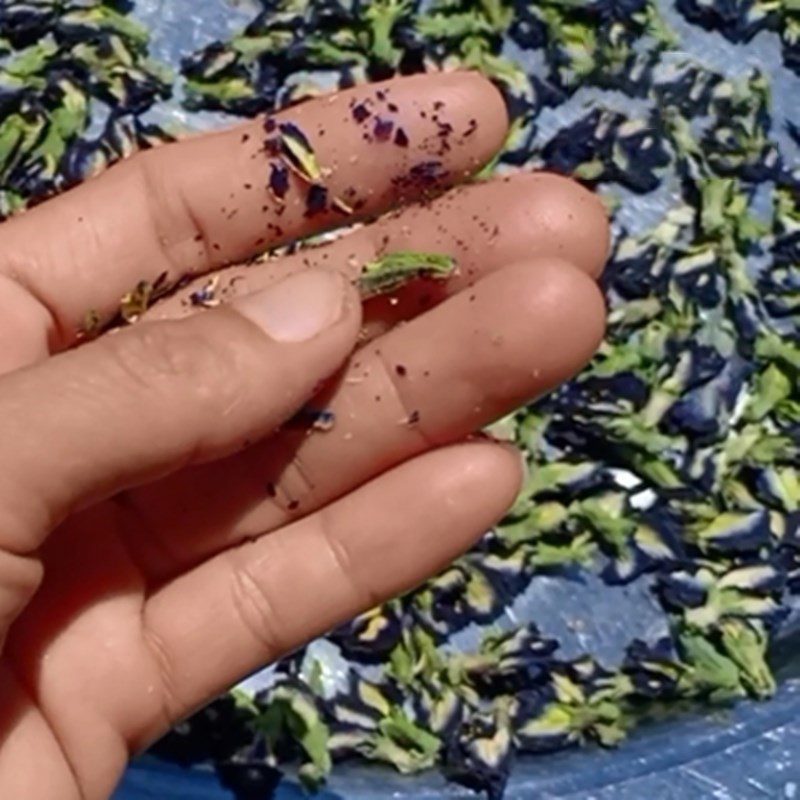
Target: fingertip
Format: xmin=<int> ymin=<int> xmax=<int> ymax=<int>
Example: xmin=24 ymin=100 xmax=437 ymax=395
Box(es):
xmin=488 ymin=173 xmax=611 ymax=278
xmin=437 ymin=70 xmax=510 ymax=169
xmin=455 ymin=440 xmax=526 ymax=515
xmin=534 ymin=173 xmax=611 ymax=278
xmin=395 ymin=442 xmax=526 ymax=558
xmin=508 ymin=257 xmax=607 ymax=374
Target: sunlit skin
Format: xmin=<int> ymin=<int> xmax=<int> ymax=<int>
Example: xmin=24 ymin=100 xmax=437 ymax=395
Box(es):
xmin=0 ymin=72 xmax=609 ymax=799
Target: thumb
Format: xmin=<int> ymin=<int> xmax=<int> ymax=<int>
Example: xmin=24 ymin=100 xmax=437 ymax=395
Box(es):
xmin=0 ymin=268 xmax=361 ymax=562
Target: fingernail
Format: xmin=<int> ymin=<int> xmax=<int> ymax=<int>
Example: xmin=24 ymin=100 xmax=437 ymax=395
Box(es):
xmin=235 ymin=270 xmax=346 ymax=342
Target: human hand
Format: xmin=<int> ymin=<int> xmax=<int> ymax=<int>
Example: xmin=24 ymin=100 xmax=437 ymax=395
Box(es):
xmin=0 ymin=72 xmax=609 ymax=799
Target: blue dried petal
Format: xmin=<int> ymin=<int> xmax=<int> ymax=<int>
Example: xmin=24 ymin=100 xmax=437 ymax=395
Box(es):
xmin=216 ymin=760 xmax=282 ymax=799
xmin=582 ymin=372 xmax=651 ymax=407
xmin=622 ymin=638 xmax=684 ymax=698
xmin=330 ymin=605 xmax=403 ymax=663
xmin=327 ymin=728 xmax=373 ymax=760
xmin=412 ymin=684 xmax=463 ymax=738
xmin=751 ymin=467 xmax=800 ymax=512
xmin=673 ymin=260 xmax=724 ymax=308
xmin=777 ymin=517 xmax=800 ymax=593
xmin=329 ymin=674 xmax=400 ymax=732
xmin=666 ymin=386 xmax=723 ymax=439
xmin=676 ymin=0 xmax=779 ymax=43
xmin=654 ymin=61 xmax=722 ymax=116
xmin=717 ymin=563 xmax=785 ymax=593
xmin=666 ymin=342 xmax=728 ymax=390
xmin=477 ymin=546 xmax=532 ymax=597
xmin=729 ymin=294 xmax=763 ymax=345
xmin=508 ymin=8 xmax=548 ymax=51
xmin=564 ymin=655 xmax=616 ymax=690
xmin=657 ymin=569 xmax=709 ymax=609
xmin=600 ymin=546 xmax=650 ymax=585
xmin=467 ymin=625 xmax=560 ymax=695
xmin=412 ymin=563 xmax=504 ymax=638
xmin=181 ymin=42 xmax=240 ymax=81
xmin=528 ymin=460 xmax=610 ymax=498
xmin=102 ymin=116 xmax=138 ymax=159
xmin=513 ymin=690 xmax=576 ymax=754
xmin=444 ymin=710 xmax=513 ymax=800
xmin=607 ymin=241 xmax=666 ymax=299
xmin=541 ymin=108 xmax=606 ymax=178
xmin=637 ymin=510 xmax=685 ymax=559
xmin=695 ymin=509 xmax=771 ymax=554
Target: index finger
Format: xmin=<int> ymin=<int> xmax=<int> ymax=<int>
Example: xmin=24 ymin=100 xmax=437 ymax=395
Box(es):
xmin=0 ymin=72 xmax=506 ymax=354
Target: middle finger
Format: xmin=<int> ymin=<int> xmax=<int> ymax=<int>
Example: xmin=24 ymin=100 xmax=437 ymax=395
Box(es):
xmin=125 ymin=256 xmax=606 ymax=581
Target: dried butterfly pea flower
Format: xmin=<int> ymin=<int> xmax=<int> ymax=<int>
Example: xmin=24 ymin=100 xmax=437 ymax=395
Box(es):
xmin=411 ymin=560 xmax=504 ymax=639
xmin=80 ymin=308 xmax=101 ymax=339
xmin=254 ymin=680 xmax=332 ymax=790
xmin=326 ymin=671 xmax=443 ymax=773
xmin=514 ymin=665 xmax=633 ymax=754
xmin=329 ymin=604 xmax=404 ymax=662
xmin=275 ymin=121 xmax=327 ymax=184
xmin=719 ymin=617 xmax=776 ymax=699
xmin=542 ymin=107 xmax=672 ymax=193
xmin=411 ymin=682 xmax=464 ymax=737
xmin=329 ymin=673 xmax=401 ymax=733
xmin=119 ymin=280 xmax=154 ymax=323
xmin=357 ymin=251 xmax=456 ymax=298
xmin=677 ymin=625 xmax=749 ymax=702
xmin=443 ymin=706 xmax=513 ymax=800
xmin=659 ymin=561 xmax=788 ymax=632
xmin=677 ymin=0 xmax=780 ymax=42
xmin=459 ymin=625 xmax=560 ymax=697
xmin=621 ymin=637 xmax=685 ymax=698
xmin=189 ymin=275 xmax=221 ymax=308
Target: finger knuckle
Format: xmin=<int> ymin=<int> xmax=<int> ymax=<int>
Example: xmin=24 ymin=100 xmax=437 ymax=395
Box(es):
xmin=107 ymin=322 xmax=240 ymax=408
xmin=373 ymin=348 xmax=438 ymax=449
xmin=0 ymin=550 xmax=42 ymax=635
xmin=228 ymin=552 xmax=286 ymax=659
xmin=317 ymin=510 xmax=379 ymax=610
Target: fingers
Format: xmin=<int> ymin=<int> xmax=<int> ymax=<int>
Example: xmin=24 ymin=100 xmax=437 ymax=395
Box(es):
xmin=0 ymin=72 xmax=507 ymax=361
xmin=0 ymin=270 xmax=361 ymax=562
xmin=146 ymin=172 xmax=611 ymax=336
xmin=138 ymin=442 xmax=522 ymax=745
xmin=126 ymin=258 xmax=605 ymax=578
